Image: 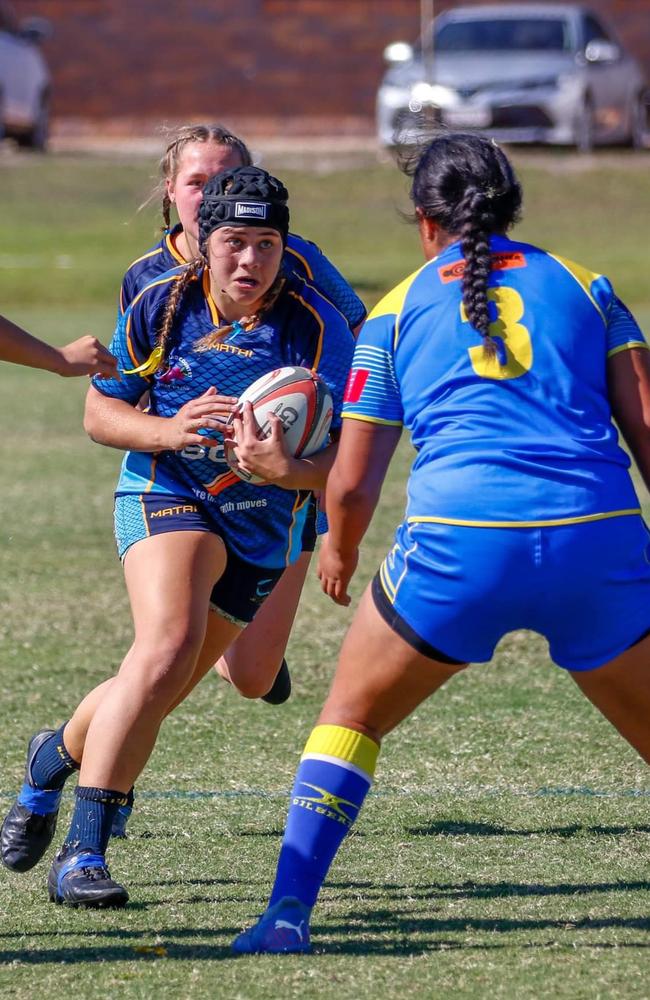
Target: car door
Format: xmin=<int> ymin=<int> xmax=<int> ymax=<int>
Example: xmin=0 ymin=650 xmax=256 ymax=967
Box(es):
xmin=581 ymin=13 xmax=631 ymax=140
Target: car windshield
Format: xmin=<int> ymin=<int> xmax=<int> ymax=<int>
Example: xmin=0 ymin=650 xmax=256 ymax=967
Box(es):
xmin=435 ymin=18 xmax=571 ymax=52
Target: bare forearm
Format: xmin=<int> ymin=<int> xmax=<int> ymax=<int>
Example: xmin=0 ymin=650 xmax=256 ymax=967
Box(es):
xmin=85 ymin=390 xmax=171 ymax=451
xmin=269 ymin=442 xmax=338 ymax=490
xmin=0 ymin=315 xmax=66 ymax=374
xmin=325 ymin=462 xmax=380 ymax=553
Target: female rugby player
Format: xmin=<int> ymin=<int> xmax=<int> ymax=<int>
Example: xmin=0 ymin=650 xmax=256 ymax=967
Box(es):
xmin=1 ymin=166 xmax=354 ymax=906
xmin=232 ymin=132 xmax=650 ymax=955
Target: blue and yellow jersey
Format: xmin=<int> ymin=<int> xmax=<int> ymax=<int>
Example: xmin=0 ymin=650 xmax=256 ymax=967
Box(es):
xmin=342 ymin=235 xmax=647 ymax=527
xmin=120 ymin=225 xmax=366 ymax=331
xmin=96 ymin=269 xmax=355 ymax=568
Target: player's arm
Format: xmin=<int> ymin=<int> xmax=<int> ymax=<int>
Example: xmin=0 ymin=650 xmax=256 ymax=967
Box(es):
xmin=604 ymin=293 xmax=650 ymax=493
xmin=85 ymin=384 xmax=236 ymax=452
xmin=607 ymin=347 xmax=650 ymax=492
xmin=0 ymin=313 xmax=117 ymax=378
xmin=318 ymin=418 xmax=401 ymax=606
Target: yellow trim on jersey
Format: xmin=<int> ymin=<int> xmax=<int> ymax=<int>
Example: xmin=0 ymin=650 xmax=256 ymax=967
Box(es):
xmin=607 ymin=341 xmax=649 ymax=359
xmin=547 ymin=253 xmax=606 ymax=324
xmin=165 ymin=230 xmax=187 ymax=265
xmin=288 ymin=290 xmax=325 ymax=369
xmin=342 ymin=412 xmax=403 ymax=427
xmin=144 ymin=456 xmax=158 ymax=495
xmin=303 ymin=725 xmax=379 ymax=778
xmin=407 ymin=509 xmax=641 ymax=528
xmin=366 ymin=260 xmax=431 ymax=348
xmin=285 ymin=244 xmax=314 ymax=280
xmin=202 ymin=269 xmax=221 ymax=325
xmin=126 ymin=246 xmax=165 ymax=271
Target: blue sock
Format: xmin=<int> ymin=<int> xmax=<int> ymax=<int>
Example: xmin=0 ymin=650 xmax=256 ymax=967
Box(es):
xmin=269 ymin=725 xmax=379 ymax=910
xmin=62 ymin=786 xmax=128 ymax=857
xmin=28 ymin=724 xmax=79 ymax=790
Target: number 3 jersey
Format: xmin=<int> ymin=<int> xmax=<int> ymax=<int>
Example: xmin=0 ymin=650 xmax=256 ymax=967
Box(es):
xmin=94 ymin=268 xmax=355 ymax=568
xmin=342 ymin=234 xmax=648 ymax=526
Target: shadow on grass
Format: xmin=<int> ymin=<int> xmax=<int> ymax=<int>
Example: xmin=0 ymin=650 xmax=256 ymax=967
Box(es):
xmin=406 ymin=820 xmax=650 ymax=838
xmin=1 ymin=876 xmax=648 ymax=963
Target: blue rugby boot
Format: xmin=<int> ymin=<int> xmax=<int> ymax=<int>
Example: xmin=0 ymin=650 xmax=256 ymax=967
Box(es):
xmin=232 ymin=897 xmax=312 ymax=955
xmin=1 ymin=729 xmax=61 ymax=872
xmin=47 ymin=850 xmax=129 ymax=908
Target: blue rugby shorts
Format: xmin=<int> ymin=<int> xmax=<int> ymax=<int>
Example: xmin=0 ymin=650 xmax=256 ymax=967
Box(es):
xmin=374 ymin=514 xmax=650 ymax=671
xmin=114 ymin=493 xmax=283 ymax=626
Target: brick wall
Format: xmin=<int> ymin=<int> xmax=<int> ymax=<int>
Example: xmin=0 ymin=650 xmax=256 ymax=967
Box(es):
xmin=10 ymin=0 xmax=650 ymax=126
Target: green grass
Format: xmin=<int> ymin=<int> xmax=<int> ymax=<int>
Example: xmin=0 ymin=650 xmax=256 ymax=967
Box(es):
xmin=0 ymin=149 xmax=649 ymax=998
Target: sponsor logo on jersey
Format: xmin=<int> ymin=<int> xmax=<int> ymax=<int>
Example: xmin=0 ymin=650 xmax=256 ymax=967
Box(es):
xmin=438 ymin=251 xmax=527 ymax=283
xmin=235 ymin=202 xmax=269 ymax=220
xmin=156 ymin=356 xmax=192 ymax=385
xmin=344 ymin=368 xmax=370 ymax=404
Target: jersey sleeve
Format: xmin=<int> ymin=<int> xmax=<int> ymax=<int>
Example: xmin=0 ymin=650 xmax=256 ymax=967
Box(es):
xmin=91 ymin=294 xmax=156 ymax=403
xmin=285 ymin=234 xmax=367 ymax=330
xmin=605 ymin=294 xmax=648 ymax=358
xmin=342 ymin=311 xmax=403 ymax=426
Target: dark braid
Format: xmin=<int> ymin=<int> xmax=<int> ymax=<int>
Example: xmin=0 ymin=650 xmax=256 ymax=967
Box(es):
xmin=456 ymin=187 xmax=498 ymax=356
xmin=402 ymin=131 xmax=522 ymax=359
xmin=156 ymin=256 xmax=204 ymax=361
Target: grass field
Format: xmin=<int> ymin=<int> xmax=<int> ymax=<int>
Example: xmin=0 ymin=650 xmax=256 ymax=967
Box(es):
xmin=0 ymin=147 xmax=649 ymax=999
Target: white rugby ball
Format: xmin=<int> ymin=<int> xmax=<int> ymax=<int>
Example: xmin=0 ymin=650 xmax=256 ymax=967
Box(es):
xmin=225 ymin=366 xmax=333 ymax=484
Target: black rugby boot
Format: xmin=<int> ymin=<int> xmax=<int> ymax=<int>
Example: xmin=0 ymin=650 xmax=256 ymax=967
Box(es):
xmin=48 ymin=851 xmax=129 ymax=908
xmin=1 ymin=729 xmax=60 ymax=872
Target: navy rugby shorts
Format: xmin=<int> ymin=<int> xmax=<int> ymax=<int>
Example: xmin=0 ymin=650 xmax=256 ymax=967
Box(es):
xmin=373 ymin=514 xmax=650 ymax=671
xmin=114 ymin=494 xmax=284 ymax=627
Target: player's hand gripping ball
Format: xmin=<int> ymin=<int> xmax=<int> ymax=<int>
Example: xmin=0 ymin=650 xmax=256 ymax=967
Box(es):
xmin=225 ymin=366 xmax=333 ymax=484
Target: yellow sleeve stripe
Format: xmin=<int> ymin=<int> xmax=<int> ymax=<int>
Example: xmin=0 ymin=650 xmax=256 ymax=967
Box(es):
xmin=126 ymin=246 xmax=165 ymax=270
xmin=607 ymin=341 xmax=649 ymax=359
xmin=546 ymin=253 xmax=606 ymax=324
xmin=342 ymin=412 xmax=403 ymax=427
xmin=285 ymin=244 xmax=314 ymax=280
xmin=303 ymin=725 xmax=379 ymax=777
xmin=407 ymin=509 xmax=641 ymax=528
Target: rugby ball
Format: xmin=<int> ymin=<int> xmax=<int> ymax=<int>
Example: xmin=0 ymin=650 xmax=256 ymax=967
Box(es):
xmin=225 ymin=366 xmax=333 ymax=484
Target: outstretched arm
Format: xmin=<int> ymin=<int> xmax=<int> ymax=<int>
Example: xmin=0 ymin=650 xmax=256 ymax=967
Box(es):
xmin=318 ymin=418 xmax=402 ymax=606
xmin=607 ymin=347 xmax=650 ymax=492
xmin=0 ymin=313 xmax=118 ymax=378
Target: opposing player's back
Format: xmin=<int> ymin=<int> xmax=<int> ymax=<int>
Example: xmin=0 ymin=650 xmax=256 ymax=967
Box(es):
xmin=345 ymin=234 xmax=647 ymax=525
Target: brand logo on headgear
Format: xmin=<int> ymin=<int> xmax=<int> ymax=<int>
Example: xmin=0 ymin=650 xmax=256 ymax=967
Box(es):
xmin=235 ymin=202 xmax=268 ymax=220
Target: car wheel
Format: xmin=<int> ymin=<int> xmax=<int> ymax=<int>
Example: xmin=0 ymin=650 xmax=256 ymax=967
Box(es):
xmin=574 ymin=96 xmax=595 ymax=153
xmin=627 ymin=91 xmax=648 ymax=149
xmin=17 ymin=92 xmax=49 ymax=152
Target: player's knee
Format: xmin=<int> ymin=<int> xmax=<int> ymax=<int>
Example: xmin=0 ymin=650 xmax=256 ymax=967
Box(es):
xmin=227 ymin=661 xmax=280 ymax=699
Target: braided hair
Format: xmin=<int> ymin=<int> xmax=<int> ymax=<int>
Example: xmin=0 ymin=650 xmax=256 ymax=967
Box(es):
xmin=403 ymin=132 xmax=522 ymax=358
xmin=154 ymin=166 xmax=289 ymax=367
xmin=158 ymin=124 xmax=253 ymax=233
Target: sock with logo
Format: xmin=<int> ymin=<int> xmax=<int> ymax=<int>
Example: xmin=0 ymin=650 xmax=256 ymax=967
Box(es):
xmin=268 ymin=724 xmax=379 ymax=909
xmin=17 ymin=723 xmax=80 ymax=815
xmin=61 ymin=786 xmax=128 ymax=857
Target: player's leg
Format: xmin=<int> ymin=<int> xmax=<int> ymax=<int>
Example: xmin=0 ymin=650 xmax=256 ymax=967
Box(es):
xmin=47 ymin=530 xmax=241 ymax=906
xmin=233 ymin=583 xmax=468 ymax=954
xmin=215 ymin=550 xmax=311 ymax=700
xmin=569 ymin=633 xmax=650 ymax=764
